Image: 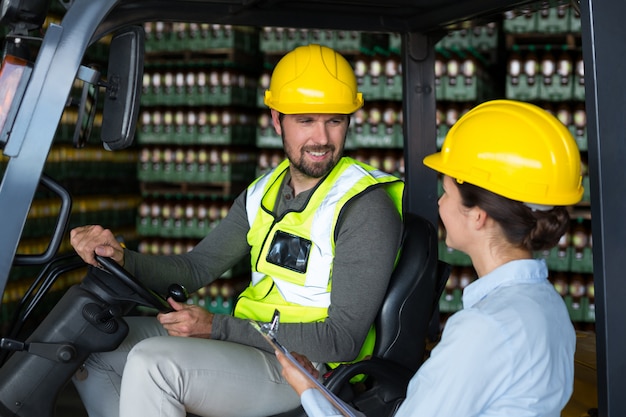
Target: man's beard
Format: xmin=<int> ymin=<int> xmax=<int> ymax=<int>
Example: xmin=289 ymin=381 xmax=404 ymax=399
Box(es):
xmin=283 ymin=140 xmax=344 ymax=179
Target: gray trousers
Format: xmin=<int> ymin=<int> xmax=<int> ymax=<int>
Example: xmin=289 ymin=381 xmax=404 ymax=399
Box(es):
xmin=72 ymin=316 xmax=304 ymax=417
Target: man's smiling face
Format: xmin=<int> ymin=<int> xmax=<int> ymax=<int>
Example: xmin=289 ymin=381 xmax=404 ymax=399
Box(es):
xmin=274 ymin=111 xmax=349 ymax=180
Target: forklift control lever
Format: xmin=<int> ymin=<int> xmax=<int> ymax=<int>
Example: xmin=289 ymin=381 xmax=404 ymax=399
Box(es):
xmin=81 ymin=303 xmax=124 ymax=334
xmin=167 ymin=284 xmax=189 ymax=303
xmin=0 ymin=338 xmax=76 ymax=363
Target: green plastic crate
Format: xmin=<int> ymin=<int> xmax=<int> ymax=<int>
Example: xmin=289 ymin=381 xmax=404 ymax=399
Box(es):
xmin=437 ymin=29 xmax=472 ymax=50
xmin=357 ymin=74 xmax=385 ymax=100
xmin=195 ymin=124 xmax=257 ymax=146
xmin=256 ymin=127 xmax=282 ymax=148
xmin=569 ymin=126 xmax=587 ymax=152
xmin=439 ymin=288 xmax=463 ymax=313
xmin=536 ymin=5 xmax=571 ymax=34
xmin=259 ymin=27 xmax=287 ymax=53
xmin=443 ymin=74 xmax=493 ymax=101
xmin=503 ymin=11 xmax=538 ymax=33
xmin=283 ymin=28 xmax=311 ymax=51
xmin=581 ymin=297 xmax=595 ymax=323
xmin=353 ymin=124 xmax=401 ymax=148
xmin=381 ymin=75 xmax=403 ymax=101
xmin=506 ymin=74 xmax=540 ymax=101
xmin=564 ymin=294 xmax=584 ymax=322
xmin=438 ymin=241 xmax=472 ymax=266
xmin=469 ymin=25 xmax=499 ymax=52
xmin=535 ymin=246 xmax=572 ymax=272
xmin=570 ymin=247 xmax=593 ymax=274
xmin=538 ymin=74 xmax=574 ymax=101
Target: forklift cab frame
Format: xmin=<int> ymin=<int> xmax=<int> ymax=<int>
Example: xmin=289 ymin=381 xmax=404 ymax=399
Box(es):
xmin=1 ymin=0 xmax=625 ymax=415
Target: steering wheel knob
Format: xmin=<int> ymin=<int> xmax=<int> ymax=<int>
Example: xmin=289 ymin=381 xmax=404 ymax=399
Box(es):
xmin=168 ymin=284 xmax=189 ymax=303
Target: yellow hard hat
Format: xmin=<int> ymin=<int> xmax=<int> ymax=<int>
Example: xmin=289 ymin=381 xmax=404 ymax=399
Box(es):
xmin=423 ymin=99 xmax=584 ymax=206
xmin=264 ymin=44 xmax=364 ymax=114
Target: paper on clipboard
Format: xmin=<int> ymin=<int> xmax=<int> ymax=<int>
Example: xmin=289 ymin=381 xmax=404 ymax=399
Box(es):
xmin=248 ymin=318 xmax=358 ymax=417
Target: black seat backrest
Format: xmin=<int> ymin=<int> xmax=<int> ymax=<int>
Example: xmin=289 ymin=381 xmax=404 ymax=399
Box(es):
xmin=267 ymin=212 xmax=448 ymax=417
xmin=372 ymin=211 xmax=441 ymax=373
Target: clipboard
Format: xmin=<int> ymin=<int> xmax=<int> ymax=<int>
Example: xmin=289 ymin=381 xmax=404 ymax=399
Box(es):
xmin=249 ymin=310 xmax=358 ymax=417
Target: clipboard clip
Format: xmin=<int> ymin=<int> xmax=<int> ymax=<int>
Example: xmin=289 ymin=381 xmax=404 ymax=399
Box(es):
xmin=259 ymin=309 xmax=281 ymax=339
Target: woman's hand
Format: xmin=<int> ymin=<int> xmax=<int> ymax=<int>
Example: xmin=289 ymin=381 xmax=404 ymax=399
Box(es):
xmin=276 ymin=350 xmax=319 ymax=396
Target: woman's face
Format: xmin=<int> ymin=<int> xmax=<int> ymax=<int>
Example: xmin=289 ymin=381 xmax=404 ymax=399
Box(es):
xmin=438 ymin=175 xmax=472 ymax=252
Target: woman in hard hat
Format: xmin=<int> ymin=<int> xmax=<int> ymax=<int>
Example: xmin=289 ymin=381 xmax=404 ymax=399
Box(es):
xmin=278 ymin=99 xmax=584 ymax=417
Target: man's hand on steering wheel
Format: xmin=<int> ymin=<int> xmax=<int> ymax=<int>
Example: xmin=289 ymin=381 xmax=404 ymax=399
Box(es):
xmin=70 ymin=225 xmax=125 ymax=267
xmin=71 ymin=224 xmax=190 ymax=315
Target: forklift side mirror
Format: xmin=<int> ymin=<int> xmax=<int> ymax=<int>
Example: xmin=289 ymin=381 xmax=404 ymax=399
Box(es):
xmin=100 ymin=25 xmax=145 ymax=150
xmin=0 ymin=38 xmax=33 ymax=148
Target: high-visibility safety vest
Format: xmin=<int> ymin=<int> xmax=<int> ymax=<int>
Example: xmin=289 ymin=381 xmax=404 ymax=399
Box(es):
xmin=234 ymin=157 xmax=404 ymax=366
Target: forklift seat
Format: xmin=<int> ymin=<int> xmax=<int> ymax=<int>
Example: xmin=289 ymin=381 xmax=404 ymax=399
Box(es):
xmin=270 ymin=211 xmax=450 ymax=417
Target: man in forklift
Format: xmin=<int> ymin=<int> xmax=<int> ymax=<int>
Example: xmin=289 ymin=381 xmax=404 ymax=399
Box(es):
xmin=69 ymin=43 xmax=404 ymax=417
xmin=277 ymin=99 xmax=583 ymax=417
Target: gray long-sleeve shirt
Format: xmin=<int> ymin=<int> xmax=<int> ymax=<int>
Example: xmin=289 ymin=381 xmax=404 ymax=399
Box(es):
xmin=124 ymin=175 xmax=403 ymax=363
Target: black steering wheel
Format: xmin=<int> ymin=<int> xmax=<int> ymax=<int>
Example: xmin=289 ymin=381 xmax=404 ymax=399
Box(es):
xmin=95 ymin=255 xmax=173 ymax=312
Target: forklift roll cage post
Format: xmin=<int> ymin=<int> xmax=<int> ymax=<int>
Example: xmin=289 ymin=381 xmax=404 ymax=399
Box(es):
xmin=0 ymin=0 xmax=624 ymax=415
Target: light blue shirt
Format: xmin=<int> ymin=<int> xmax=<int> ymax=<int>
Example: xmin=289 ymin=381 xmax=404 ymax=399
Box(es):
xmin=301 ymin=259 xmax=575 ymax=417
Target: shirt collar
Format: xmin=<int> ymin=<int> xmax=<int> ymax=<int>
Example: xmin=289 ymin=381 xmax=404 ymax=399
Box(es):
xmin=462 ymin=259 xmax=549 ymax=309
xmin=276 ymin=172 xmax=315 ymax=214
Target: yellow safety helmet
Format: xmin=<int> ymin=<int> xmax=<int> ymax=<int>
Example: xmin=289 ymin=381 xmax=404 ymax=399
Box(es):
xmin=423 ymin=99 xmax=584 ymax=206
xmin=264 ymin=44 xmax=364 ymax=114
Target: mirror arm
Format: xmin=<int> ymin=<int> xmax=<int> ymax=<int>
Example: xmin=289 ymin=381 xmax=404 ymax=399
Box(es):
xmin=76 ymin=64 xmax=100 ymax=84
